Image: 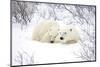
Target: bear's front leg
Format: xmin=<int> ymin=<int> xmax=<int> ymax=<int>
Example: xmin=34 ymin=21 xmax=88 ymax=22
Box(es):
xmin=40 ymin=32 xmax=51 ymax=43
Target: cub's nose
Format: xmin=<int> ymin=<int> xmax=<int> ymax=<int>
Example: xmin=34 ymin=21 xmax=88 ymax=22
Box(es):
xmin=60 ymin=37 xmax=64 ymax=40
xmin=50 ymin=41 xmax=54 ymax=43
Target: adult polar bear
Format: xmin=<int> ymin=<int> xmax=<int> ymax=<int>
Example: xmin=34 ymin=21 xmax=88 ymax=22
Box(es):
xmin=32 ymin=20 xmax=59 ymax=43
xmin=55 ymin=25 xmax=80 ymax=44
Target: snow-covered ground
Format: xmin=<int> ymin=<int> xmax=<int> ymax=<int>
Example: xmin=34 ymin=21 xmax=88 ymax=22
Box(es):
xmin=12 ymin=23 xmax=83 ymax=65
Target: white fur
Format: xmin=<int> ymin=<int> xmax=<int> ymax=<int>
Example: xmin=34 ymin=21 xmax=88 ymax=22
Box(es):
xmin=32 ymin=20 xmax=59 ymax=43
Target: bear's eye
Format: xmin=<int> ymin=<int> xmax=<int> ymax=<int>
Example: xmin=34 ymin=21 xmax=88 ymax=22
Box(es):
xmin=70 ymin=29 xmax=72 ymax=31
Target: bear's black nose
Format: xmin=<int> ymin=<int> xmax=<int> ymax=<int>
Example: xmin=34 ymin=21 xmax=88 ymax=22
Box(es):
xmin=50 ymin=41 xmax=54 ymax=43
xmin=60 ymin=37 xmax=64 ymax=40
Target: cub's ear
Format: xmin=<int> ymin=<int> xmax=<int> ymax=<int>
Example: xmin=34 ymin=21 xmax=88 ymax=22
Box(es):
xmin=70 ymin=28 xmax=72 ymax=31
xmin=48 ymin=28 xmax=52 ymax=32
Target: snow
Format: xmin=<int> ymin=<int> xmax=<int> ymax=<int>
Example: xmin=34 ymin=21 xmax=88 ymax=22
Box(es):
xmin=12 ymin=23 xmax=82 ymax=65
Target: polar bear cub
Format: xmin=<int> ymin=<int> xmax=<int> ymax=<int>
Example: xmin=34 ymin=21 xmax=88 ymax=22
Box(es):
xmin=32 ymin=20 xmax=59 ymax=43
xmin=55 ymin=25 xmax=80 ymax=44
xmin=40 ymin=25 xmax=59 ymax=43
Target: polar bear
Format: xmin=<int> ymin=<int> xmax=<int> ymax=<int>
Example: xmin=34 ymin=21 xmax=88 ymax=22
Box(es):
xmin=32 ymin=20 xmax=59 ymax=42
xmin=40 ymin=25 xmax=59 ymax=43
xmin=54 ymin=25 xmax=80 ymax=44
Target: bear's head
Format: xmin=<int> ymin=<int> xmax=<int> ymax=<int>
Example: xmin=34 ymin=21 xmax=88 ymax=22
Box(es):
xmin=55 ymin=26 xmax=80 ymax=44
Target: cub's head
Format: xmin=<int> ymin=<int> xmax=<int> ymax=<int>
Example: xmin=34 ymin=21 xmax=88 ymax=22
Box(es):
xmin=48 ymin=25 xmax=59 ymax=43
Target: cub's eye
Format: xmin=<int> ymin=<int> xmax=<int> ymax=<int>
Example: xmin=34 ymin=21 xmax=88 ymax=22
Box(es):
xmin=64 ymin=32 xmax=67 ymax=34
xmin=70 ymin=29 xmax=72 ymax=31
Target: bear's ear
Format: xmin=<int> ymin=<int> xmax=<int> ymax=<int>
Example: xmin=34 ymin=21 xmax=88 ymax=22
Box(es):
xmin=70 ymin=28 xmax=72 ymax=31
